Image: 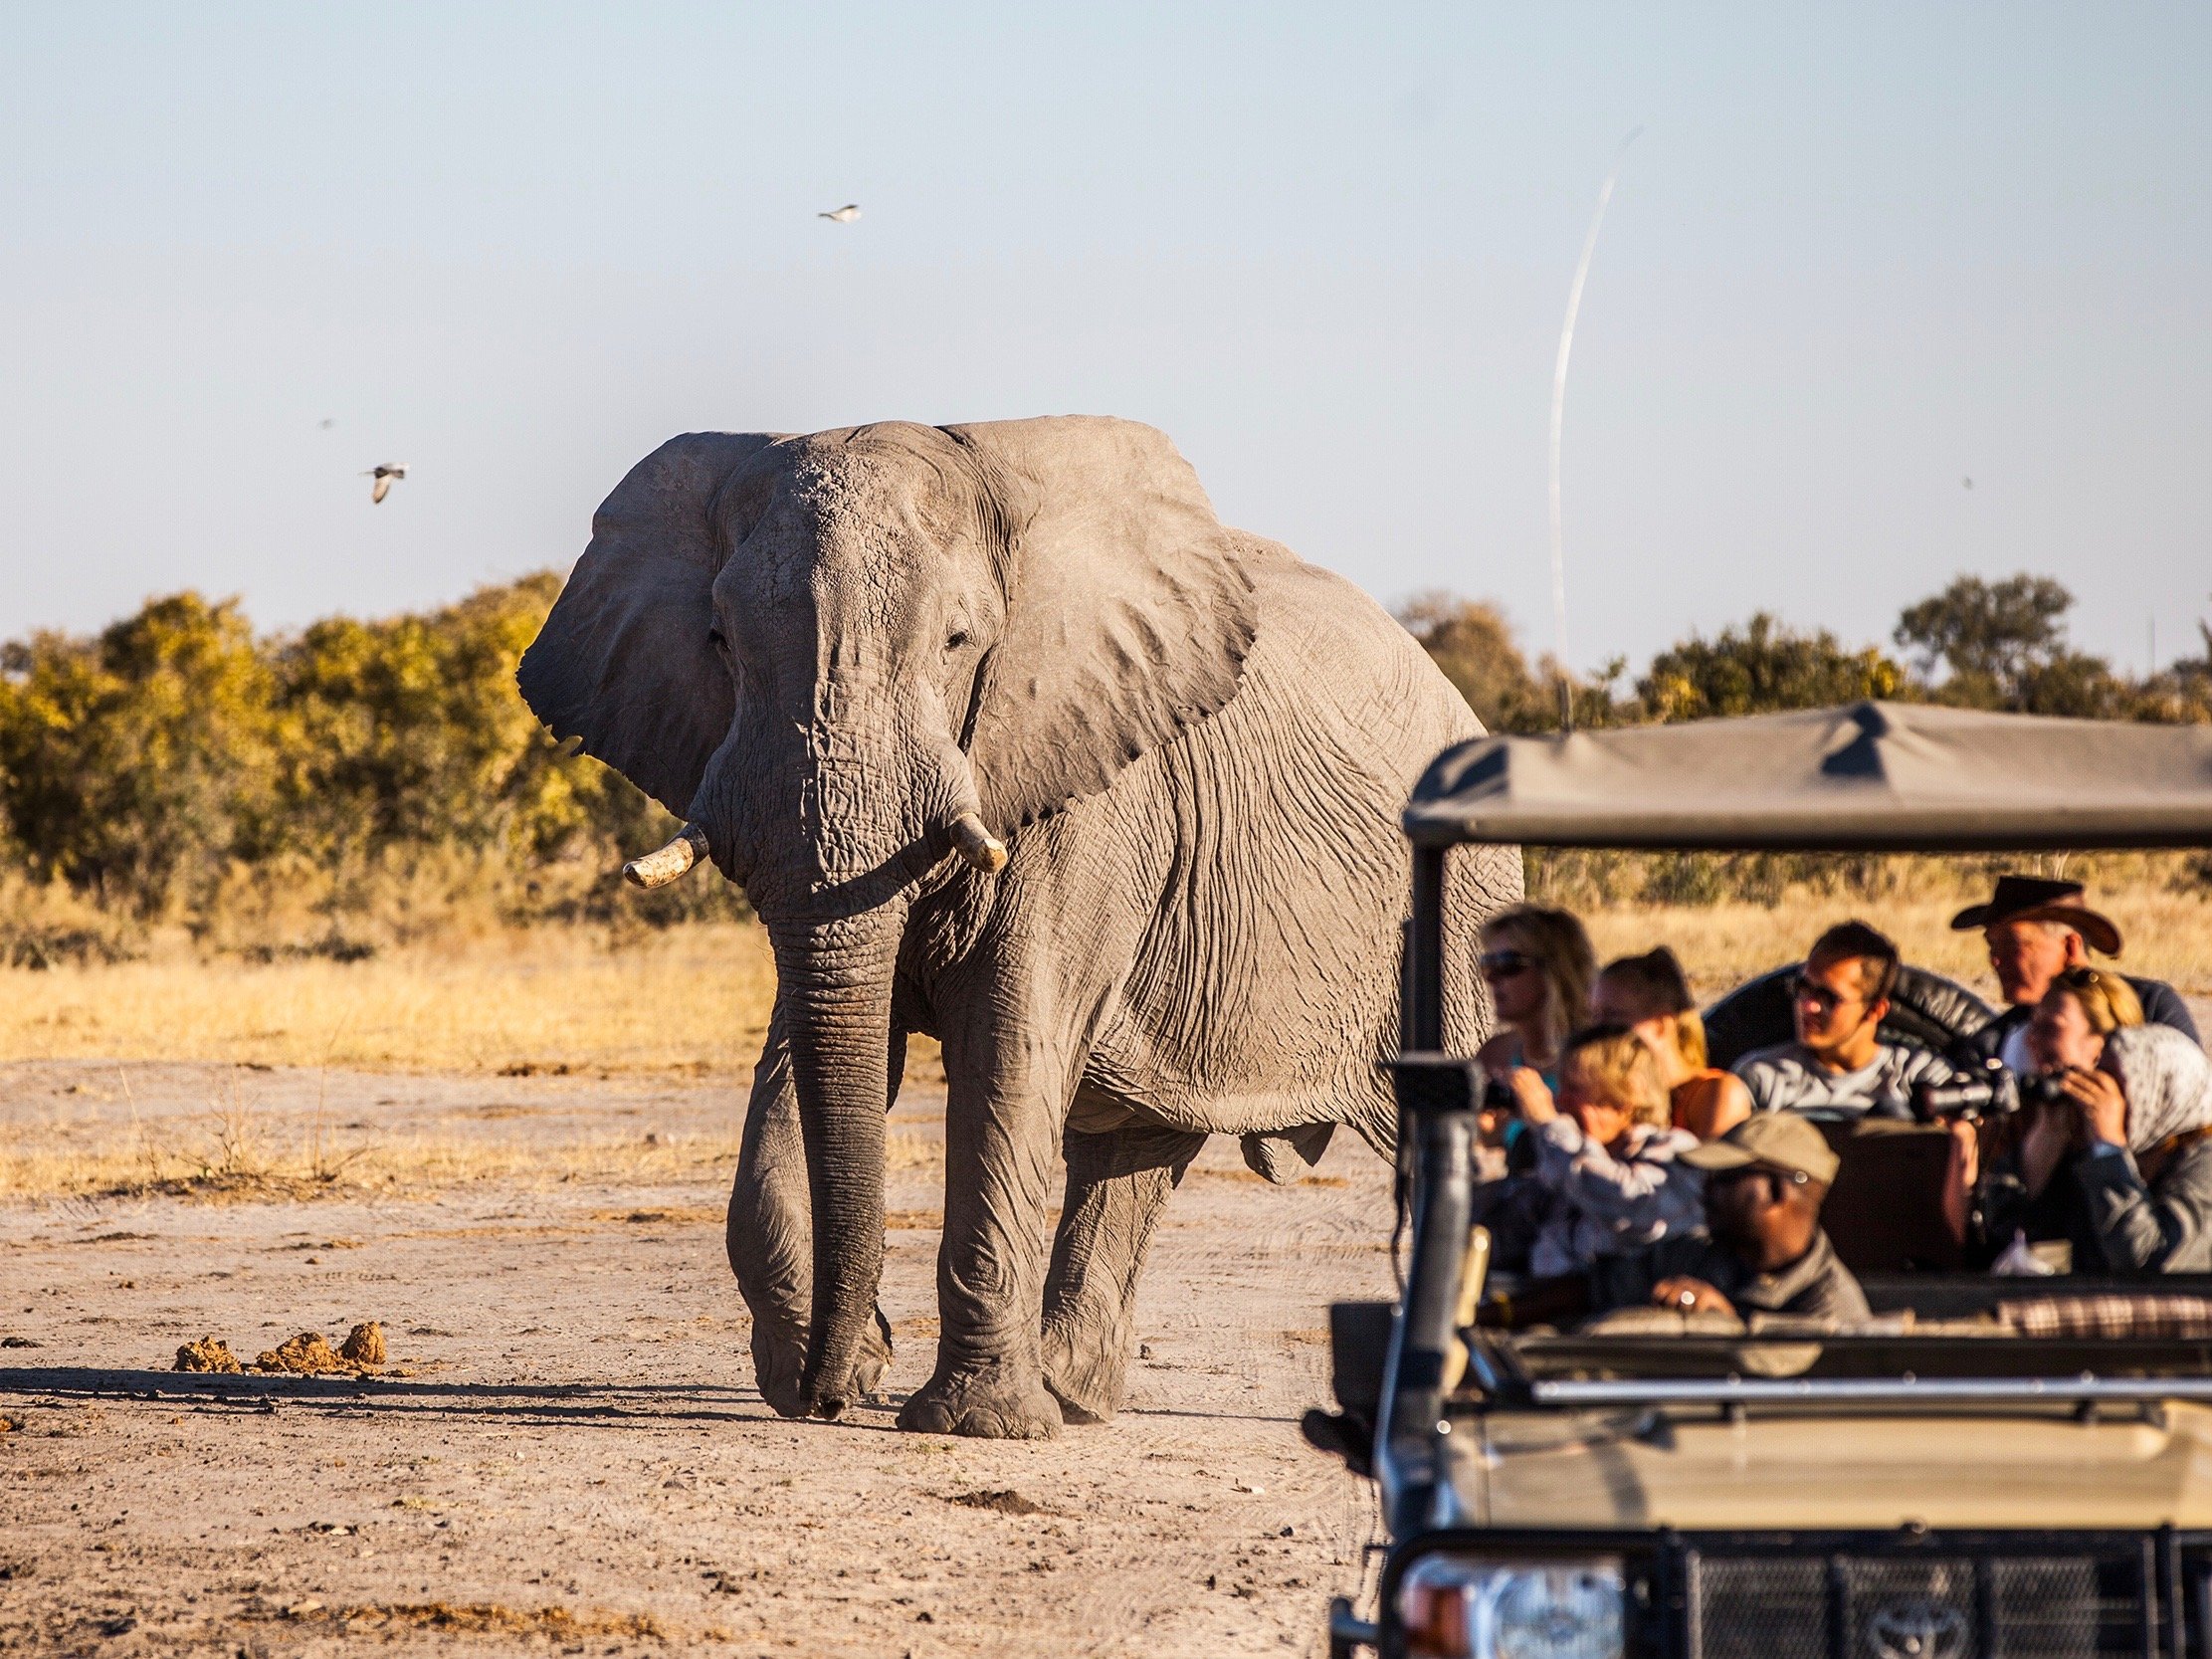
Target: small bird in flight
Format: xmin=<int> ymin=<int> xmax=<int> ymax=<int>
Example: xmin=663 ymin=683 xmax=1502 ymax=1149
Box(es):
xmin=1962 ymin=477 xmax=1974 ymax=490
xmin=319 ymin=417 xmax=336 ymax=430
xmin=818 ymin=203 xmax=861 ymax=223
xmin=363 ymin=464 xmax=408 ymax=504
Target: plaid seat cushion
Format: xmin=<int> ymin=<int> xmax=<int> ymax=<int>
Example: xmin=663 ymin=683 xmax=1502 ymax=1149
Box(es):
xmin=1999 ymin=1292 xmax=2212 ymax=1340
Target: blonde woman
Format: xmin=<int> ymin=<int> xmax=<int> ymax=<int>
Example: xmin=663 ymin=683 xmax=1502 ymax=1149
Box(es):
xmin=1980 ymin=965 xmax=2212 ymax=1274
xmin=1591 ymin=947 xmax=1752 ymax=1141
xmin=1475 ymin=906 xmax=1596 ymax=1090
xmin=1519 ymin=1024 xmax=1705 ymax=1278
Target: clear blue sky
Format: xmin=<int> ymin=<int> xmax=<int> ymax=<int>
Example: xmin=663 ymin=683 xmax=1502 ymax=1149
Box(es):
xmin=4 ymin=4 xmax=2208 ymax=678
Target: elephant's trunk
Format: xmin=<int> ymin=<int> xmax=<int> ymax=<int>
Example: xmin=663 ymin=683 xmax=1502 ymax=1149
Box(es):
xmin=771 ymin=911 xmax=905 ymax=1418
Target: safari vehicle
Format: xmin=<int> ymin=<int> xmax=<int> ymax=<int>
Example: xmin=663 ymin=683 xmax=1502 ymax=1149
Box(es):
xmin=1315 ymin=700 xmax=2212 ymax=1659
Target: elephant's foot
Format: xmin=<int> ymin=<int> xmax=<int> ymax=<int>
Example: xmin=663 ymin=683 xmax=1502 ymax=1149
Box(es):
xmin=750 ymin=1307 xmax=893 ymax=1420
xmin=1039 ymin=1320 xmax=1127 ymax=1426
xmin=898 ymin=1358 xmax=1063 ymax=1439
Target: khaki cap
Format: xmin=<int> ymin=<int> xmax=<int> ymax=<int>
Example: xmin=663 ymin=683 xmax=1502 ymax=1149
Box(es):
xmin=1681 ymin=1112 xmax=1840 ymax=1186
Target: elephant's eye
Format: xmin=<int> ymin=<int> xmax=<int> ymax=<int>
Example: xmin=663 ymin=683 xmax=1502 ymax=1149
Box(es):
xmin=707 ymin=626 xmax=727 ymax=651
xmin=944 ymin=629 xmax=969 ymax=652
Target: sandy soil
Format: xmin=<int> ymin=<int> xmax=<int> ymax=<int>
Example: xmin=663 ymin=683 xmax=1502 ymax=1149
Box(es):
xmin=0 ymin=1061 xmax=1391 ymax=1657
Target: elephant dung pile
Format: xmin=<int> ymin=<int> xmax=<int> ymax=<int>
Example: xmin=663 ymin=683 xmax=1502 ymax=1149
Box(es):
xmin=173 ymin=1336 xmax=243 ymax=1373
xmin=172 ymin=1322 xmax=387 ymax=1375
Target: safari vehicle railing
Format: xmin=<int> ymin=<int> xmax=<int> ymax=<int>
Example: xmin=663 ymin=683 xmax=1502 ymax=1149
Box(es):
xmin=1530 ymin=1375 xmax=2212 ymax=1406
xmin=1371 ymin=701 xmax=2212 ymax=1541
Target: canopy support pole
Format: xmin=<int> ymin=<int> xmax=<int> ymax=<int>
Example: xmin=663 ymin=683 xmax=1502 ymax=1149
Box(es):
xmin=1407 ymin=845 xmax=1445 ymax=1052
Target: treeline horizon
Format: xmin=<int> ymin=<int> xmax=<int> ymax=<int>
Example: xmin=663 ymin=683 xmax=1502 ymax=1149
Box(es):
xmin=2 ymin=569 xmax=2207 ymax=958
xmin=1398 ymin=573 xmax=2212 ymax=736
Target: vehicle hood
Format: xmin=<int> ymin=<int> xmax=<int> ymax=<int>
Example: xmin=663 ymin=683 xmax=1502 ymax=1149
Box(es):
xmin=1468 ymin=1402 xmax=2212 ymax=1530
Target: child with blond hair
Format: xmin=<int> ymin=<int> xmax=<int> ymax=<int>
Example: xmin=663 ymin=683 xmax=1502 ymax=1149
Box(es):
xmin=1520 ymin=1023 xmax=1706 ymax=1278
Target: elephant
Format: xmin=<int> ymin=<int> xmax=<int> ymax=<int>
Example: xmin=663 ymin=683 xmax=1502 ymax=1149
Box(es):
xmin=517 ymin=415 xmax=1515 ymax=1439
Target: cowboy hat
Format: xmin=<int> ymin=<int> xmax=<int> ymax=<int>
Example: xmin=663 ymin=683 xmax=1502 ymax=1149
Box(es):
xmin=1949 ymin=875 xmax=2122 ymax=955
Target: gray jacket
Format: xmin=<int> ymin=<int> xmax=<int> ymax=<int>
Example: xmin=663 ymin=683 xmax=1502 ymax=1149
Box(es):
xmin=2069 ymin=1137 xmax=2212 ymax=1275
xmin=1525 ymin=1119 xmax=1705 ymax=1279
xmin=1589 ymin=1228 xmax=1870 ymax=1323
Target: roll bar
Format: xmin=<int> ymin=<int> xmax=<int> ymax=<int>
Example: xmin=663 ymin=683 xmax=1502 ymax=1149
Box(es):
xmin=1373 ymin=844 xmax=1487 ymax=1536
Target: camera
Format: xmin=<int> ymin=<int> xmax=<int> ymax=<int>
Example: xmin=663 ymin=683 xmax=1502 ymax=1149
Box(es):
xmin=1912 ymin=1046 xmax=2070 ymax=1122
xmin=1480 ymin=1074 xmax=1519 ymax=1116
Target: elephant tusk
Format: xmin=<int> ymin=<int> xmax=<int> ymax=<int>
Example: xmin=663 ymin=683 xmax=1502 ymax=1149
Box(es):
xmin=946 ymin=812 xmax=1008 ymax=875
xmin=623 ymin=823 xmax=709 ymax=890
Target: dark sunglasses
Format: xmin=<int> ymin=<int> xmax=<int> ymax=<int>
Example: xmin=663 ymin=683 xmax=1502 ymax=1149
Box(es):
xmin=1707 ymin=1162 xmax=1811 ymax=1191
xmin=1789 ymin=973 xmax=1862 ymax=1017
xmin=1480 ymin=950 xmax=1534 ymax=979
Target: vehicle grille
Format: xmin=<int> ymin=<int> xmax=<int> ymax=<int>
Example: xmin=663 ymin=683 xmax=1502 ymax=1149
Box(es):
xmin=1684 ymin=1539 xmax=2156 ymax=1659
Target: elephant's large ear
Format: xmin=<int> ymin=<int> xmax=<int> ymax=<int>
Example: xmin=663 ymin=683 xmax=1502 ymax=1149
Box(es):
xmin=517 ymin=432 xmax=784 ymax=817
xmin=941 ymin=417 xmax=1259 ymax=830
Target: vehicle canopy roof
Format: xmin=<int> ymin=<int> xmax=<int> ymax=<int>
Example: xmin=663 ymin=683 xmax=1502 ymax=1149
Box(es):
xmin=1403 ymin=700 xmax=2212 ymax=853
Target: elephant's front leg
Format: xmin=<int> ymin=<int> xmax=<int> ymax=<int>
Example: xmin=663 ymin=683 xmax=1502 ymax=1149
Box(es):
xmin=727 ymin=1011 xmax=893 ymax=1417
xmin=1040 ymin=1122 xmax=1206 ymax=1424
xmin=897 ymin=1036 xmax=1069 ymax=1439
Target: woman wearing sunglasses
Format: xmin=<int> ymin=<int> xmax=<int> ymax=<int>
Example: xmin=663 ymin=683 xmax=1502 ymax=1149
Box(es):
xmin=1474 ymin=906 xmax=1597 ymax=1100
xmin=1466 ymin=906 xmax=1598 ymax=1269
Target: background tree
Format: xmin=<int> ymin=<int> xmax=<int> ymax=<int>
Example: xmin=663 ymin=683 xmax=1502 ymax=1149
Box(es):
xmin=0 ymin=577 xmax=718 ymax=926
xmin=1635 ymin=613 xmax=1903 ymax=722
xmin=0 ymin=594 xmax=281 ymax=913
xmin=1394 ymin=593 xmax=1548 ymax=732
xmin=1893 ymin=573 xmax=2078 ymax=709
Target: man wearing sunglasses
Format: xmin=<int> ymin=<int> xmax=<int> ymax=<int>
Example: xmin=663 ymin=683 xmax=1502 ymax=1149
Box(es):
xmin=1732 ymin=921 xmax=1961 ymax=1117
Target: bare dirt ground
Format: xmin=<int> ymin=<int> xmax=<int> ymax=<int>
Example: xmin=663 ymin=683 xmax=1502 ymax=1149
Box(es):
xmin=0 ymin=1060 xmax=1392 ymax=1658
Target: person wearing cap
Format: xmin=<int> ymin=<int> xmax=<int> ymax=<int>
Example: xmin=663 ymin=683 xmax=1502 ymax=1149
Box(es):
xmin=1593 ymin=1114 xmax=1869 ymax=1322
xmin=1954 ymin=876 xmax=2199 ymax=1072
xmin=1476 ymin=1114 xmax=1869 ymax=1329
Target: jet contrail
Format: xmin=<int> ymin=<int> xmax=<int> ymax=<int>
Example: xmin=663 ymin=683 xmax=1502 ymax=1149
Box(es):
xmin=1547 ymin=127 xmax=1642 ymax=724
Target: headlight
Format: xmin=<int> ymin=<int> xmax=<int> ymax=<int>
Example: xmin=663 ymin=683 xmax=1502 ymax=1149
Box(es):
xmin=1397 ymin=1556 xmax=1625 ymax=1659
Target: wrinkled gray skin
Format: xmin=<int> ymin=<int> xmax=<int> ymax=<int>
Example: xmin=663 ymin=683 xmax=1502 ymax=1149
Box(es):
xmin=518 ymin=417 xmax=1513 ymax=1438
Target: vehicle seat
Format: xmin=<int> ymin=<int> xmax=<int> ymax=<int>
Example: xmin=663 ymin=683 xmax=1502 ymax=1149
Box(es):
xmin=1814 ymin=1119 xmax=1966 ymax=1273
xmin=2000 ymin=1294 xmax=2212 ymax=1340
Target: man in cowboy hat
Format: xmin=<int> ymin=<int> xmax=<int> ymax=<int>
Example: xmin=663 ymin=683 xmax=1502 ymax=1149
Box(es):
xmin=1954 ymin=876 xmax=2199 ymax=1071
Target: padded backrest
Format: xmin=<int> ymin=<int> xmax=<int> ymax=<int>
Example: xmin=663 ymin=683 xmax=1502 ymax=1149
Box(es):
xmin=1816 ymin=1119 xmax=1966 ymax=1273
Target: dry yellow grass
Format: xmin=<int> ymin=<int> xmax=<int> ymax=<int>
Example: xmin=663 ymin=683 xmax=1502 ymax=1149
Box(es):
xmin=0 ymin=924 xmax=779 ymax=1074
xmin=4 ymin=892 xmax=2204 ymax=1203
xmin=0 ymin=1095 xmax=946 ymax=1200
xmin=2 ymin=890 xmax=2207 ymax=1083
xmin=0 ymin=1131 xmax=950 ymax=1202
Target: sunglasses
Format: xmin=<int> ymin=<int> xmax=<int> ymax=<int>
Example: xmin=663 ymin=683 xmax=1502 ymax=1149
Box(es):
xmin=1480 ymin=950 xmax=1534 ymax=980
xmin=1707 ymin=1162 xmax=1812 ymax=1190
xmin=1790 ymin=972 xmax=1863 ymax=1017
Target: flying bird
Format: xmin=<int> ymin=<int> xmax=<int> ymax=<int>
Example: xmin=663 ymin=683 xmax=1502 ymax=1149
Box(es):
xmin=818 ymin=203 xmax=861 ymax=223
xmin=1963 ymin=477 xmax=1974 ymax=490
xmin=319 ymin=417 xmax=336 ymax=430
xmin=363 ymin=464 xmax=408 ymax=504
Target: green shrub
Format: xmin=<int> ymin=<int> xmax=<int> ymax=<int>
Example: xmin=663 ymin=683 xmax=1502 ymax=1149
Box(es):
xmin=0 ymin=577 xmax=745 ymax=938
